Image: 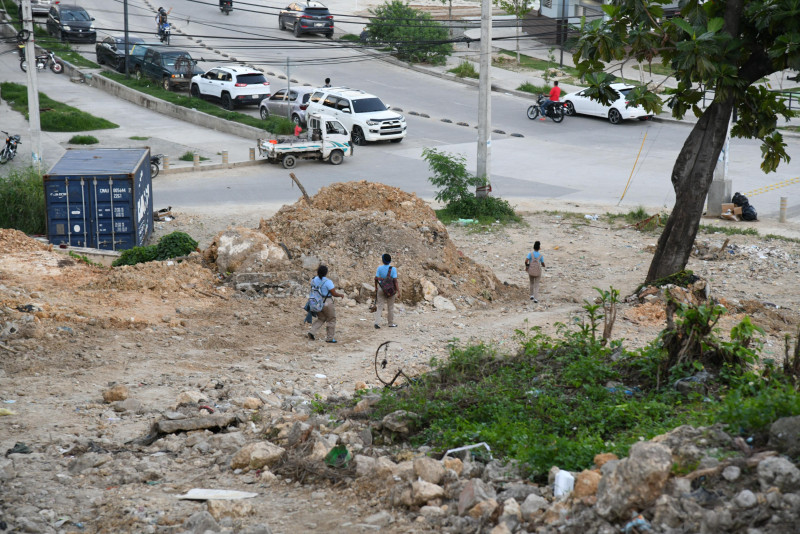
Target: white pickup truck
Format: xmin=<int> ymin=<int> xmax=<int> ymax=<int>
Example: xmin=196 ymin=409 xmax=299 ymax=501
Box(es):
xmin=257 ymin=113 xmax=353 ymax=169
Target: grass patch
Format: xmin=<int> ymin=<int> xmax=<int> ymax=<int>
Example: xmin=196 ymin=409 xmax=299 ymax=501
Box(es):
xmin=179 ymin=151 xmax=209 ymax=162
xmin=699 ymin=224 xmax=759 ymax=237
xmin=68 ymin=135 xmax=99 ymax=145
xmin=517 ymin=81 xmax=551 ymax=95
xmin=496 ymin=49 xmax=581 ymax=77
xmin=606 ymin=207 xmax=663 ymax=231
xmin=1 ymin=82 xmax=118 ymax=132
xmin=765 ymin=234 xmax=800 ymax=243
xmin=129 ymin=136 xmax=150 ymax=140
xmin=316 ymin=295 xmax=800 ymax=480
xmin=364 ymin=318 xmax=709 ymax=479
xmin=338 ymin=34 xmax=361 ymax=42
xmin=0 ymin=166 xmax=46 ymax=234
xmin=101 ymin=72 xmax=296 ymax=135
xmin=448 ymin=60 xmax=479 ymax=79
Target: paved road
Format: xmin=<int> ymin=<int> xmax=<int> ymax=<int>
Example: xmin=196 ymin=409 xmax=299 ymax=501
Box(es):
xmin=9 ymin=3 xmax=800 ymax=221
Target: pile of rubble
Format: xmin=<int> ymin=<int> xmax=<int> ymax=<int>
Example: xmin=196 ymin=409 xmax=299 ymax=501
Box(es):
xmin=204 ymin=181 xmax=510 ymax=307
xmin=5 ymin=379 xmax=797 ymax=533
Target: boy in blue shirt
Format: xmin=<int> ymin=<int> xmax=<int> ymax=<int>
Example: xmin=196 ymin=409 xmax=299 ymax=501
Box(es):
xmin=374 ymin=253 xmax=399 ymax=329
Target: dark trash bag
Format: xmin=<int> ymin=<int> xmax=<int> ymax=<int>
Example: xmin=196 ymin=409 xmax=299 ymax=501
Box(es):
xmin=732 ymin=192 xmax=749 ymax=207
xmin=742 ymin=204 xmax=758 ymax=221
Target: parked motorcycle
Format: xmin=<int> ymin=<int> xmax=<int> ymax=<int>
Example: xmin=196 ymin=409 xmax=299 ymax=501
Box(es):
xmin=526 ymin=95 xmax=566 ymax=123
xmin=20 ymin=50 xmax=64 ymax=74
xmin=150 ymin=154 xmax=164 ymax=178
xmin=158 ymin=22 xmax=171 ymax=44
xmin=220 ymin=0 xmax=233 ymax=15
xmin=0 ymin=131 xmax=21 ymax=164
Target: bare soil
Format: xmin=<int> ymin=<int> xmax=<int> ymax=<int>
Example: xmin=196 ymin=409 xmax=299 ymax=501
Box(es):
xmin=2 ymin=186 xmax=799 ymax=533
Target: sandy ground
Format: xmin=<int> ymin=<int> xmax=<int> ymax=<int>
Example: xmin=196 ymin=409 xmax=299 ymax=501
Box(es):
xmin=1 ymin=194 xmax=799 ymax=533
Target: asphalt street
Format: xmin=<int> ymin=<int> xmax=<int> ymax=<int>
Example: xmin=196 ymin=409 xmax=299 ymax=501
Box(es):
xmin=3 ymin=0 xmax=800 ymax=222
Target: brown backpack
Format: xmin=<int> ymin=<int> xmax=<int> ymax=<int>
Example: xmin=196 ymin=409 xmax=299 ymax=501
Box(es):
xmin=527 ymin=255 xmax=542 ymax=277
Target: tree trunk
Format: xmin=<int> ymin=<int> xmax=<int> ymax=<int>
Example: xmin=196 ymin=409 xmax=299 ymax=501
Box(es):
xmin=645 ymin=99 xmax=734 ymax=283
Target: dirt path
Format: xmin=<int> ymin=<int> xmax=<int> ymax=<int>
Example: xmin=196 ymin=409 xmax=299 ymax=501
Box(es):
xmin=2 ymin=196 xmax=799 ymax=533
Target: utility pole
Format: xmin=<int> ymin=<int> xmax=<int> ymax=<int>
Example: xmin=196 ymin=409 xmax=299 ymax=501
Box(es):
xmin=476 ymin=0 xmax=492 ymax=197
xmin=21 ymin=0 xmax=43 ymax=170
xmin=286 ymin=57 xmax=291 ymax=122
xmin=123 ymin=0 xmax=130 ymax=75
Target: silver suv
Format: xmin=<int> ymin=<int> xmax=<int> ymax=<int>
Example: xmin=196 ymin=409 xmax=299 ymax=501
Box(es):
xmin=306 ymin=87 xmax=406 ymax=145
xmin=190 ymin=65 xmax=271 ymax=110
xmin=259 ymin=86 xmax=316 ymax=126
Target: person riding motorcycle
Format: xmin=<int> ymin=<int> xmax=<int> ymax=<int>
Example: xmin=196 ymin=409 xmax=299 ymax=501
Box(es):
xmin=219 ymin=0 xmax=233 ymax=9
xmin=540 ymin=81 xmax=561 ymax=118
xmin=156 ymin=7 xmax=172 ymax=39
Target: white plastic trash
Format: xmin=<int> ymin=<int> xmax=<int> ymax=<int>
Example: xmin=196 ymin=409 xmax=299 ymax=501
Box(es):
xmin=553 ymin=470 xmax=575 ymax=497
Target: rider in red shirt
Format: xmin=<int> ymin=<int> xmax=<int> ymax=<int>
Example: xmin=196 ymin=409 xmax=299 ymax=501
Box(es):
xmin=541 ymin=81 xmax=561 ymax=119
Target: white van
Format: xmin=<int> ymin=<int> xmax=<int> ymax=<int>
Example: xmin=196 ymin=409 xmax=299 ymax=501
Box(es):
xmin=306 ymin=87 xmax=407 ymax=145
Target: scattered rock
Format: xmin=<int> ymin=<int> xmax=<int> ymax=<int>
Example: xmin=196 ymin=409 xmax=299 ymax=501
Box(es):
xmin=183 ymin=511 xmax=220 ymax=534
xmin=414 ymin=456 xmax=445 ymax=485
xmin=207 ymin=499 xmax=253 ymax=520
xmin=458 ymin=478 xmax=497 ymax=516
xmin=113 ymin=398 xmax=143 ymax=414
xmin=102 ymin=384 xmax=129 ymax=403
xmin=521 ymin=493 xmax=549 ymax=521
xmin=595 ymin=441 xmax=672 ymax=519
xmin=243 ymin=397 xmax=263 ymax=410
xmin=411 ymin=479 xmax=445 ymax=506
xmin=230 ymin=442 xmax=285 ymax=471
xmin=722 ymin=465 xmax=741 ymax=482
xmin=433 ymin=296 xmax=456 ymax=311
xmin=176 ymin=390 xmax=207 ymax=405
xmin=382 ymin=410 xmax=417 ymax=435
xmin=735 ymin=489 xmax=757 ymax=509
xmin=757 ymin=456 xmax=800 ymax=492
xmin=573 ymin=469 xmax=602 ymax=498
xmin=768 ymin=415 xmax=800 ymax=457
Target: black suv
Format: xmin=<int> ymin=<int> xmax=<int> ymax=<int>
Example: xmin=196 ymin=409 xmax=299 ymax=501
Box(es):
xmin=278 ymin=1 xmax=333 ymax=38
xmin=46 ymin=4 xmax=96 ymax=43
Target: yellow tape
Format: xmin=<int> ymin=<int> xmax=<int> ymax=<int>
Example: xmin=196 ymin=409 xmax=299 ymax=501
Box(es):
xmin=745 ymin=177 xmax=800 ymax=197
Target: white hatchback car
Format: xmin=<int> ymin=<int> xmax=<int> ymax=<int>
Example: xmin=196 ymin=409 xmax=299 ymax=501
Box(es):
xmin=190 ymin=65 xmax=270 ymax=110
xmin=562 ymin=83 xmax=652 ymax=124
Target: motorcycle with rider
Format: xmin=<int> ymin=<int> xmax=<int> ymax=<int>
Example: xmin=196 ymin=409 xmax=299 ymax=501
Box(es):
xmin=156 ymin=7 xmax=172 ymax=44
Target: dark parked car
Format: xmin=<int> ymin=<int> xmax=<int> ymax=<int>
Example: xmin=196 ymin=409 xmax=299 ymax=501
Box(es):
xmin=46 ymin=4 xmax=96 ymax=43
xmin=278 ymin=1 xmax=333 ymax=38
xmin=135 ymin=46 xmax=203 ymax=91
xmin=96 ymin=36 xmax=154 ymax=72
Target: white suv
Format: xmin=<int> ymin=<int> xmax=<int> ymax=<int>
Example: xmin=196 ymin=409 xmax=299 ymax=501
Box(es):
xmin=306 ymin=88 xmax=406 ymax=145
xmin=190 ymin=65 xmax=270 ymax=110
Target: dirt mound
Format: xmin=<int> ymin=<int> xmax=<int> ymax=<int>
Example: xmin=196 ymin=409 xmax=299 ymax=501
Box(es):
xmin=86 ymin=255 xmax=217 ymax=293
xmin=253 ymin=181 xmax=508 ymax=303
xmin=0 ymin=228 xmax=49 ymax=253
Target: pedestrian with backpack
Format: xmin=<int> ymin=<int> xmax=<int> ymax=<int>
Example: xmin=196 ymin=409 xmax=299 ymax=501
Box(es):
xmin=308 ymin=265 xmax=343 ymax=343
xmin=374 ymin=253 xmax=399 ymax=329
xmin=525 ymin=241 xmax=546 ymax=303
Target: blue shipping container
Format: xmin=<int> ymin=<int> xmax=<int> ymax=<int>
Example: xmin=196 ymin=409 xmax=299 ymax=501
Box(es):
xmin=44 ymin=148 xmax=153 ymax=250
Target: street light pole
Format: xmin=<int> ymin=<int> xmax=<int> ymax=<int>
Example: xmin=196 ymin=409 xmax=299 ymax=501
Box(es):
xmin=21 ymin=0 xmax=43 ymax=170
xmin=476 ymin=0 xmax=492 ymax=197
xmin=124 ymin=0 xmax=130 ymax=75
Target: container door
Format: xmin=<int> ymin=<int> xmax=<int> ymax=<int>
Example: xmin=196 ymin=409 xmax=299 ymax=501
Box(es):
xmin=45 ymin=177 xmax=93 ymax=247
xmin=91 ymin=177 xmax=137 ymax=250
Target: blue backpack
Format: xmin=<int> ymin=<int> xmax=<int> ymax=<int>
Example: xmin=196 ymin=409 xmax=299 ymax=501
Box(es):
xmin=307 ymin=279 xmax=328 ymax=313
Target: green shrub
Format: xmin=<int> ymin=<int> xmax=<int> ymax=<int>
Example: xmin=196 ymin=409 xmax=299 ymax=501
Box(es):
xmin=155 ymin=231 xmax=198 ymax=260
xmin=262 ymin=115 xmax=297 ymax=136
xmin=68 ymin=135 xmax=99 ymax=145
xmin=423 ymin=148 xmax=519 ymax=223
xmin=449 ymin=61 xmax=479 ymax=79
xmin=716 ymin=382 xmax=800 ymax=438
xmin=367 ymin=0 xmax=452 ymax=65
xmin=129 ymin=136 xmax=150 ymax=140
xmin=0 ymin=167 xmax=46 ymax=234
xmin=112 ymin=245 xmax=158 ymax=267
xmin=112 ymin=231 xmax=198 ymax=267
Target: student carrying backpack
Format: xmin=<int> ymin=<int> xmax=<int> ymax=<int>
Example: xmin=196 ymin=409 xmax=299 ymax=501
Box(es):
xmin=373 ymin=253 xmax=399 ymax=329
xmin=306 ymin=265 xmax=343 ymax=343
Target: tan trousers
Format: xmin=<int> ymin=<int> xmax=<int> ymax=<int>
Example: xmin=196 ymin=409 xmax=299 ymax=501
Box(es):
xmin=374 ymin=290 xmax=395 ymax=325
xmin=529 ymin=276 xmax=541 ymax=300
xmin=310 ymin=300 xmax=336 ymax=341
